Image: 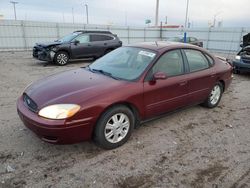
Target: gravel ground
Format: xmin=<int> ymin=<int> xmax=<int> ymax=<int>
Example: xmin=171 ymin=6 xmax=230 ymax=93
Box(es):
xmin=0 ymin=51 xmax=249 ymax=188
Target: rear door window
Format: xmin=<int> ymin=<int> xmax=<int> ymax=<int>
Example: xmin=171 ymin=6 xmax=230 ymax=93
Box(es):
xmin=184 ymin=49 xmax=210 ymax=72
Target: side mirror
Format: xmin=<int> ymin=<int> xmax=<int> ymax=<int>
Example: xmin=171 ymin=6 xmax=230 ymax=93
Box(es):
xmin=153 ymin=72 xmax=167 ymax=80
xmin=74 ymin=40 xmax=80 ymax=45
xmin=240 ymin=43 xmax=243 ymax=48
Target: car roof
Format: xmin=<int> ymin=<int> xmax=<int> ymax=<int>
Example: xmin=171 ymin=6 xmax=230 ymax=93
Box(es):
xmin=74 ymin=30 xmax=112 ymax=34
xmin=167 ymin=36 xmax=196 ymax=39
xmin=126 ymin=41 xmax=200 ymax=52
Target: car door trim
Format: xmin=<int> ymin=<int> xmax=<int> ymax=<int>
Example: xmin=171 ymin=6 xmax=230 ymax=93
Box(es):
xmin=146 ymin=93 xmax=189 ymax=110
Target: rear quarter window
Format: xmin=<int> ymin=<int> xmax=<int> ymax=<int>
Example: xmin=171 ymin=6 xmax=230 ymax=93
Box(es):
xmin=102 ymin=35 xmax=114 ymax=41
xmin=204 ymin=54 xmax=215 ymax=65
xmin=91 ymin=34 xmax=114 ymax=42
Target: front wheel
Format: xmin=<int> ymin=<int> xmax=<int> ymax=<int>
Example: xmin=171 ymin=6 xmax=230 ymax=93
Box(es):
xmin=202 ymin=83 xmax=223 ymax=108
xmin=54 ymin=51 xmax=69 ymax=65
xmin=94 ymin=105 xmax=135 ymax=149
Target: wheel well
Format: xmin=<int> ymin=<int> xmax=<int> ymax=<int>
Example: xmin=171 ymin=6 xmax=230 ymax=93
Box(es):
xmin=106 ymin=102 xmax=140 ymax=125
xmin=219 ymin=80 xmax=225 ymax=92
xmin=55 ymin=50 xmax=70 ymax=58
xmin=92 ymin=102 xmax=141 ymax=138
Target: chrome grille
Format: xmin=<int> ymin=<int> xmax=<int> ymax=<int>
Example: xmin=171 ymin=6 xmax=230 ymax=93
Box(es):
xmin=242 ymin=57 xmax=250 ymax=64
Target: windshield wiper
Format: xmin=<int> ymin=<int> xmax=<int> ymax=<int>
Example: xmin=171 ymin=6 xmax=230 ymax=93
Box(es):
xmin=91 ymin=68 xmax=120 ymax=80
xmin=85 ymin=65 xmax=93 ymax=71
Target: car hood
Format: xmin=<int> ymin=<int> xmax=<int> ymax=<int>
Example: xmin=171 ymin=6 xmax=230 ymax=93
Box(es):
xmin=35 ymin=41 xmax=63 ymax=48
xmin=25 ymin=68 xmax=126 ymax=109
xmin=243 ymin=33 xmax=250 ymax=48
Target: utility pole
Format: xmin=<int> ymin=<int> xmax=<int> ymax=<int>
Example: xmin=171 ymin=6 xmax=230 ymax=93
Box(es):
xmin=165 ymin=16 xmax=168 ymax=25
xmin=62 ymin=12 xmax=65 ymax=23
xmin=155 ymin=0 xmax=159 ymax=26
xmin=124 ymin=11 xmax=127 ymax=26
xmin=10 ymin=1 xmax=18 ymax=20
xmin=85 ymin=4 xmax=89 ymax=24
xmin=213 ymin=12 xmax=221 ymax=27
xmin=72 ymin=7 xmax=75 ymax=24
xmin=184 ymin=0 xmax=189 ymax=28
xmin=184 ymin=0 xmax=190 ymax=43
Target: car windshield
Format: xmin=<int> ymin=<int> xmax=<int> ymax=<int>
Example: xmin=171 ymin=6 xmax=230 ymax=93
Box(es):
xmin=89 ymin=47 xmax=157 ymax=81
xmin=58 ymin=32 xmax=80 ymax=42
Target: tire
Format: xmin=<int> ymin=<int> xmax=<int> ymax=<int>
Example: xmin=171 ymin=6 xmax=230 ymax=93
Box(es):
xmin=54 ymin=51 xmax=69 ymax=66
xmin=202 ymin=82 xmax=223 ymax=108
xmin=94 ymin=105 xmax=135 ymax=149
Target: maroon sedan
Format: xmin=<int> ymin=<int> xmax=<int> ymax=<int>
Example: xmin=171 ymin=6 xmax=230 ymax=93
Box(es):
xmin=17 ymin=42 xmax=233 ymax=149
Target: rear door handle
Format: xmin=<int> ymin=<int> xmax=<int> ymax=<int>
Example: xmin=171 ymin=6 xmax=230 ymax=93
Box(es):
xmin=179 ymin=80 xmax=187 ymax=86
xmin=104 ymin=43 xmax=107 ymax=45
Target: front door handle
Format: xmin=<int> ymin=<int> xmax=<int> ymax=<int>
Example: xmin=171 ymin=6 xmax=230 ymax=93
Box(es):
xmin=104 ymin=43 xmax=107 ymax=45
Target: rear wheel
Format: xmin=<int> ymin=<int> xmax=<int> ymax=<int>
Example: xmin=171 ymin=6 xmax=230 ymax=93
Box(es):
xmin=203 ymin=82 xmax=223 ymax=108
xmin=94 ymin=105 xmax=135 ymax=149
xmin=54 ymin=51 xmax=69 ymax=65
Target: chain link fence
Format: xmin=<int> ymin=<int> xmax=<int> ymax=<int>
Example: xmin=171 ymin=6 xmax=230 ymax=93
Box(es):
xmin=0 ymin=20 xmax=249 ymax=55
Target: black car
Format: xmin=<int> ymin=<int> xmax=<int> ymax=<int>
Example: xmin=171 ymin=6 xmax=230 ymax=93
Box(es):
xmin=166 ymin=36 xmax=203 ymax=47
xmin=33 ymin=30 xmax=122 ymax=65
xmin=233 ymin=33 xmax=250 ymax=74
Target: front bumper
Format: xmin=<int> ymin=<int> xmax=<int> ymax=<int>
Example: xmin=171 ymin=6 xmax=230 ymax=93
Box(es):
xmin=33 ymin=47 xmax=56 ymax=62
xmin=233 ymin=60 xmax=250 ymax=73
xmin=17 ymin=97 xmax=94 ymax=144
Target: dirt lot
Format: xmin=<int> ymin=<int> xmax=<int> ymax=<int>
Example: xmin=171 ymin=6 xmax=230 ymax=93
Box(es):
xmin=0 ymin=51 xmax=249 ymax=188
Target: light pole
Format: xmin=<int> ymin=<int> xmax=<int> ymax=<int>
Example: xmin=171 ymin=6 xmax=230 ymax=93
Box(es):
xmin=184 ymin=0 xmax=190 ymax=43
xmin=155 ymin=0 xmax=159 ymax=27
xmin=213 ymin=12 xmax=221 ymax=27
xmin=62 ymin=12 xmax=65 ymax=23
xmin=72 ymin=7 xmax=75 ymax=24
xmin=85 ymin=4 xmax=89 ymax=24
xmin=124 ymin=11 xmax=127 ymax=26
xmin=10 ymin=1 xmax=18 ymax=20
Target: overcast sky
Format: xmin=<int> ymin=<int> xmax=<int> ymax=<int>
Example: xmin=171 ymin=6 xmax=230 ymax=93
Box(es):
xmin=0 ymin=0 xmax=249 ymax=27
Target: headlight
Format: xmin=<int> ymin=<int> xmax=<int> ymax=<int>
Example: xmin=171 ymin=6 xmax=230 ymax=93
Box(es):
xmin=235 ymin=55 xmax=241 ymax=60
xmin=38 ymin=104 xmax=80 ymax=120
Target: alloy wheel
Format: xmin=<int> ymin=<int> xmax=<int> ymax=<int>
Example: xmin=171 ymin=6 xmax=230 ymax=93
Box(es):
xmin=57 ymin=53 xmax=68 ymax=65
xmin=210 ymin=85 xmax=221 ymax=105
xmin=104 ymin=113 xmax=130 ymax=144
